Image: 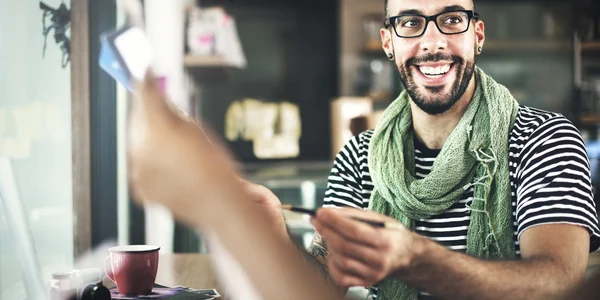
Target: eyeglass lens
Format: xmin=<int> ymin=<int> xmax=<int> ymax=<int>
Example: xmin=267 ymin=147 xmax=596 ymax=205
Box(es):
xmin=393 ymin=11 xmax=471 ymax=37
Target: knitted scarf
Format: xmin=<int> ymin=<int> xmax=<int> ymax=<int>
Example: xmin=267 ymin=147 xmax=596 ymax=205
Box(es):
xmin=368 ymin=67 xmax=519 ymax=299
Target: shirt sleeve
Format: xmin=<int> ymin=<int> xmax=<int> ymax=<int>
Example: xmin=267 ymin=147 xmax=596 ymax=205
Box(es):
xmin=516 ymin=116 xmax=600 ymax=252
xmin=323 ymin=132 xmax=369 ymax=209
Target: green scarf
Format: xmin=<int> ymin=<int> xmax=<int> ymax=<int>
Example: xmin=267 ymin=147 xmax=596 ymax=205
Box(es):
xmin=368 ymin=67 xmax=519 ymax=300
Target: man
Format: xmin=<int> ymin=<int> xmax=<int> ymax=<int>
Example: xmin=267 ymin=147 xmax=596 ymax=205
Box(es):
xmin=127 ymin=0 xmax=600 ymax=299
xmin=305 ymin=0 xmax=600 ymax=299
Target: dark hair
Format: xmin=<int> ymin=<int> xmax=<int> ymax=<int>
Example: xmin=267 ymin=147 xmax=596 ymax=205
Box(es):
xmin=384 ymin=0 xmax=476 ymax=17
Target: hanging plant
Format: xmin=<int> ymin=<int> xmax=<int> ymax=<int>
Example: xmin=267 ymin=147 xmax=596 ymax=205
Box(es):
xmin=39 ymin=1 xmax=71 ymax=68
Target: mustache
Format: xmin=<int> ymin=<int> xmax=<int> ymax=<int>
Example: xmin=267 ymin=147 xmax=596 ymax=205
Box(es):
xmin=405 ymin=53 xmax=463 ymax=67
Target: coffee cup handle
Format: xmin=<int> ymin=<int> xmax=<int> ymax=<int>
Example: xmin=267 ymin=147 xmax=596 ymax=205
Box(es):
xmin=104 ymin=256 xmax=115 ymax=282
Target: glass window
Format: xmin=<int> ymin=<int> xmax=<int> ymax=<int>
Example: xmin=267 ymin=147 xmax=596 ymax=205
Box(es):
xmin=0 ymin=0 xmax=73 ymax=298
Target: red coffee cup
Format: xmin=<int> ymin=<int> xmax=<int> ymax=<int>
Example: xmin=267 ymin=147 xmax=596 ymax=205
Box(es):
xmin=104 ymin=245 xmax=160 ymax=296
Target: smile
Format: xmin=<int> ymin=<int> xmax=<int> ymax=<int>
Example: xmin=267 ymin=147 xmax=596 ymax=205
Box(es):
xmin=417 ymin=64 xmax=453 ymax=79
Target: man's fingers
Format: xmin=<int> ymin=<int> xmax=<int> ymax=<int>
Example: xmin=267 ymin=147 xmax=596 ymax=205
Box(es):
xmin=335 ymin=207 xmax=399 ymax=223
xmin=328 ymin=261 xmax=369 ymax=288
xmin=313 ymin=208 xmax=383 ymax=248
xmin=330 ymin=255 xmax=382 ymax=284
xmin=312 ymin=218 xmax=384 ymax=267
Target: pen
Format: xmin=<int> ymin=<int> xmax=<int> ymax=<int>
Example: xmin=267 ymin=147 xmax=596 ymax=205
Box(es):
xmin=281 ymin=204 xmax=403 ymax=229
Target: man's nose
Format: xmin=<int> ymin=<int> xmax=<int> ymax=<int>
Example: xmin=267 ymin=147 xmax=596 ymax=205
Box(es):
xmin=419 ymin=20 xmax=448 ymax=52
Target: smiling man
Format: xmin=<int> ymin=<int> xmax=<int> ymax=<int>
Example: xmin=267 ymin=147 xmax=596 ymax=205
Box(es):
xmin=307 ymin=0 xmax=600 ymax=299
xmin=122 ymin=0 xmax=599 ymax=298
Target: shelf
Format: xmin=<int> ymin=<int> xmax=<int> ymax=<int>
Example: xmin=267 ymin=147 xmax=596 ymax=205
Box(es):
xmin=361 ymin=40 xmax=571 ymax=54
xmin=582 ymin=42 xmax=600 ymax=54
xmin=183 ymin=54 xmax=236 ymax=82
xmin=360 ymin=43 xmax=385 ymax=57
xmin=361 ymin=40 xmax=572 ymax=55
xmin=484 ymin=40 xmax=570 ymax=53
xmin=364 ymin=42 xmax=383 ymax=52
xmin=579 ymin=114 xmax=600 ymax=126
xmin=183 ymin=54 xmax=231 ymax=68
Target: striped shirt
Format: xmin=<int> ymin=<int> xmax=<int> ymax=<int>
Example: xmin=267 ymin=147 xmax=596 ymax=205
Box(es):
xmin=323 ymin=106 xmax=600 ymax=299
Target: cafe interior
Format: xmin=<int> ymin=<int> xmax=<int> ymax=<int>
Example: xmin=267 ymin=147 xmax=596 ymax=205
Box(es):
xmin=1 ymin=0 xmax=600 ymax=299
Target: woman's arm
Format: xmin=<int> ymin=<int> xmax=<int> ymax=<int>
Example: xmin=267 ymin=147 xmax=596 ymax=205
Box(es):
xmin=127 ymin=71 xmax=343 ymax=300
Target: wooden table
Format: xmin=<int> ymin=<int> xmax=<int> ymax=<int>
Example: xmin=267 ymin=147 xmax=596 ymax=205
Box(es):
xmin=102 ymin=254 xmax=226 ymax=299
xmin=103 ymin=252 xmax=600 ymax=300
xmin=155 ymin=254 xmax=226 ymax=299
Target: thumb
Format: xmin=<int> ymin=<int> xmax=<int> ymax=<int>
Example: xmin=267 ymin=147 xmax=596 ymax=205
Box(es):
xmin=136 ymin=68 xmax=162 ymax=107
xmin=132 ymin=69 xmax=179 ymax=122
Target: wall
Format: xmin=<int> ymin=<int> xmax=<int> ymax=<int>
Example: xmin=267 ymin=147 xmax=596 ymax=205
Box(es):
xmin=197 ymin=0 xmax=339 ymax=162
xmin=0 ymin=0 xmax=73 ymax=297
xmin=340 ymin=0 xmax=385 ymax=96
xmin=340 ymin=0 xmax=574 ymax=117
xmin=475 ymin=2 xmax=574 ymax=117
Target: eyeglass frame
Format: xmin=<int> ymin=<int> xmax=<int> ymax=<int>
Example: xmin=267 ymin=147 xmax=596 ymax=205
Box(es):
xmin=384 ymin=10 xmax=480 ymax=38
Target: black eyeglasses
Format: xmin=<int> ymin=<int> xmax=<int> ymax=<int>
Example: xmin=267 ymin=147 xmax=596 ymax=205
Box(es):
xmin=384 ymin=10 xmax=480 ymax=38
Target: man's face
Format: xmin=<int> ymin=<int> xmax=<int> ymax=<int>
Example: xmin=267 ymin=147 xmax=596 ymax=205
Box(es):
xmin=382 ymin=0 xmax=484 ymax=115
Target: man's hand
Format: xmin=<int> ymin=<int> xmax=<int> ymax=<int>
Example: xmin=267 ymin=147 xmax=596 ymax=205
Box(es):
xmin=313 ymin=206 xmax=591 ymax=300
xmin=310 ymin=207 xmax=424 ymax=288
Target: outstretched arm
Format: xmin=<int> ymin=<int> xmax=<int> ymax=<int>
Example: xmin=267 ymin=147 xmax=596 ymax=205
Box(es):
xmin=127 ymin=71 xmax=343 ymax=300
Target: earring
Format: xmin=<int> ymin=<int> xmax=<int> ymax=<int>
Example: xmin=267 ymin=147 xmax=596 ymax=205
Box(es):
xmin=387 ymin=53 xmax=394 ymax=60
xmin=478 ymin=46 xmax=482 ymax=53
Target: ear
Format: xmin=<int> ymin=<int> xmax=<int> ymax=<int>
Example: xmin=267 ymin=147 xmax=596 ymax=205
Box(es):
xmin=381 ymin=27 xmax=394 ymax=57
xmin=474 ymin=20 xmax=485 ymax=54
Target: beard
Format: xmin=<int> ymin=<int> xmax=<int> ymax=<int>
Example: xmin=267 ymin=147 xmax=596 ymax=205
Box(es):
xmin=397 ymin=52 xmax=475 ymax=115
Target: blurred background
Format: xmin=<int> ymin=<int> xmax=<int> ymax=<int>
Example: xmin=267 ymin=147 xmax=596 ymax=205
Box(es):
xmin=2 ymin=0 xmax=600 ymax=298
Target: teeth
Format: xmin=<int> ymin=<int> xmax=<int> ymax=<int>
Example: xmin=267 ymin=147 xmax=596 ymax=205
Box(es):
xmin=419 ymin=66 xmax=434 ymax=74
xmin=419 ymin=65 xmax=450 ymax=76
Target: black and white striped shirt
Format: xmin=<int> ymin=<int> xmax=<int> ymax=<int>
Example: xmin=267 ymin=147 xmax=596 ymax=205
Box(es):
xmin=323 ymin=106 xmax=600 ymax=299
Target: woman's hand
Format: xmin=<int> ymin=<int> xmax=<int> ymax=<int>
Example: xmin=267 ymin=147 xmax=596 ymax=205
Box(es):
xmin=241 ymin=180 xmax=287 ymax=236
xmin=127 ymin=70 xmax=288 ymax=236
xmin=127 ymin=70 xmax=241 ymax=228
xmin=125 ymin=70 xmax=342 ymax=300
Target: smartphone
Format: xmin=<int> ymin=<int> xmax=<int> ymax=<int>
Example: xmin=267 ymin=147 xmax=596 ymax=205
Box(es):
xmin=99 ymin=25 xmax=153 ymax=92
